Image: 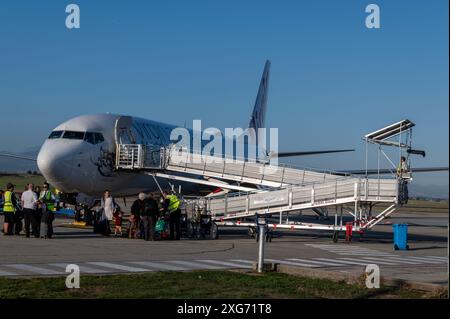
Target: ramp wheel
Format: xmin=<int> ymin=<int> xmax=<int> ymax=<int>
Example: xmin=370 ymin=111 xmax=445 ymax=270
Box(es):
xmin=186 ymin=222 xmax=194 ymax=239
xmin=210 ymin=223 xmax=219 ymax=240
xmin=332 ymin=231 xmax=339 ymax=243
xmin=248 ymin=227 xmax=256 ymax=238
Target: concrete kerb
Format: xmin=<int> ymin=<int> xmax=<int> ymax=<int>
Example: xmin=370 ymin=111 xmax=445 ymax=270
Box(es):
xmin=257 ymin=263 xmax=448 ymax=294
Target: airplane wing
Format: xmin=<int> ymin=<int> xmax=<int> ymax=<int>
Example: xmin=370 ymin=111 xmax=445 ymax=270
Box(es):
xmin=339 ymin=167 xmax=449 ymax=175
xmin=0 ymin=152 xmax=37 ymax=161
xmin=270 ymin=149 xmax=354 ymax=158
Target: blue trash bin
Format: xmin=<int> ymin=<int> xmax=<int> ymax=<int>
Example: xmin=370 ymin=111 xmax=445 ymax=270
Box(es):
xmin=393 ymin=224 xmax=409 ymax=250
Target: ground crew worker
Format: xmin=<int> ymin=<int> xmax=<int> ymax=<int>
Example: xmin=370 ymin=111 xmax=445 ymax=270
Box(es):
xmin=162 ymin=191 xmax=181 ymax=240
xmin=39 ymin=182 xmax=57 ymax=238
xmin=397 ymin=156 xmax=409 ymax=177
xmin=397 ymin=156 xmax=409 ymax=205
xmin=2 ymin=183 xmax=17 ymax=235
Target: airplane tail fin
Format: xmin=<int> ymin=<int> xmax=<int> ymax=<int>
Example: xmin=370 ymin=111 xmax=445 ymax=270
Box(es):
xmin=248 ymin=60 xmax=270 ymax=141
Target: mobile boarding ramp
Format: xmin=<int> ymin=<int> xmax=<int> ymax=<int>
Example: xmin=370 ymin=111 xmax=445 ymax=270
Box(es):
xmin=114 ymin=120 xmax=418 ymax=240
xmin=205 ymin=176 xmax=398 ymax=234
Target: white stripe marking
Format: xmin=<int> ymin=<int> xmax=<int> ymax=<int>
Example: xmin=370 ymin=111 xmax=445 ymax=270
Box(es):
xmin=4 ymin=264 xmax=63 ymax=275
xmin=87 ymin=262 xmax=149 ymax=272
xmin=425 ymin=256 xmax=448 ymax=261
xmin=129 ymin=261 xmax=186 ymax=271
xmin=229 ymin=259 xmax=254 ymax=264
xmin=0 ymin=268 xmax=19 ymax=276
xmin=198 ymin=260 xmax=252 ymax=268
xmin=49 ymin=263 xmax=110 ymax=274
xmin=287 ymin=258 xmax=343 ymax=267
xmin=358 ymin=257 xmax=399 ymax=265
xmin=380 ymin=257 xmax=425 ymax=265
xmin=315 ymin=258 xmax=369 ymax=266
xmin=403 ymin=257 xmax=445 ymax=264
xmin=340 ymin=257 xmax=396 ymax=266
xmin=166 ymin=260 xmax=224 ymax=270
xmin=265 ymin=259 xmax=320 ymax=268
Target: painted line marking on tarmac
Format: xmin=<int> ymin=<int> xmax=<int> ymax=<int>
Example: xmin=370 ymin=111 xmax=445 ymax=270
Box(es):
xmin=402 ymin=257 xmax=446 ymax=264
xmin=87 ymin=262 xmax=149 ymax=272
xmin=165 ymin=260 xmax=224 ymax=270
xmin=340 ymin=257 xmax=397 ymax=266
xmin=358 ymin=257 xmax=402 ymax=265
xmin=198 ymin=260 xmax=252 ymax=268
xmin=314 ymin=258 xmax=369 ymax=266
xmin=129 ymin=261 xmax=186 ymax=271
xmin=287 ymin=258 xmax=344 ymax=267
xmin=49 ymin=263 xmax=110 ymax=274
xmin=426 ymin=256 xmax=448 ymax=261
xmin=0 ymin=268 xmax=19 ymax=276
xmin=229 ymin=259 xmax=255 ymax=265
xmin=4 ymin=264 xmax=63 ymax=275
xmin=265 ymin=259 xmax=320 ymax=268
xmin=379 ymin=257 xmax=426 ymax=265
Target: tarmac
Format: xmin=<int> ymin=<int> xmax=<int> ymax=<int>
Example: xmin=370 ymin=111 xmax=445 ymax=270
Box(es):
xmin=0 ymin=208 xmax=448 ymax=287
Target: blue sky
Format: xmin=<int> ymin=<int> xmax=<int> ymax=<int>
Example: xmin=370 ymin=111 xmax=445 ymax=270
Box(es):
xmin=0 ymin=0 xmax=448 ymax=186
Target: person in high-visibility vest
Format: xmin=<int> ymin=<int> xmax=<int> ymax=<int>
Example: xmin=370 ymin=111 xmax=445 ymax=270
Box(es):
xmin=162 ymin=191 xmax=181 ymax=240
xmin=396 ymin=156 xmax=409 ymax=177
xmin=39 ymin=182 xmax=57 ymax=238
xmin=2 ymin=183 xmax=17 ymax=235
xmin=396 ymin=156 xmax=409 ymax=205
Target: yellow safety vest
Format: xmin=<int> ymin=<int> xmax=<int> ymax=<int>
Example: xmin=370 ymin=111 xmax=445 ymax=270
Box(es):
xmin=40 ymin=191 xmax=55 ymax=211
xmin=167 ymin=195 xmax=180 ymax=213
xmin=3 ymin=191 xmax=15 ymax=213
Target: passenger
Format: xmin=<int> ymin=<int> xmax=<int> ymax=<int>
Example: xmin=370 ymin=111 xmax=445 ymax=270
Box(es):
xmin=141 ymin=192 xmax=159 ymax=241
xmin=397 ymin=156 xmax=409 ymax=205
xmin=130 ymin=193 xmax=146 ymax=239
xmin=33 ymin=186 xmax=42 ymax=235
xmin=21 ymin=183 xmax=39 ymax=238
xmin=12 ymin=186 xmax=26 ymax=235
xmin=162 ymin=191 xmax=181 ymax=240
xmin=100 ymin=190 xmax=118 ymax=237
xmin=113 ymin=208 xmax=123 ymax=237
xmin=2 ymin=183 xmax=17 ymax=236
xmin=39 ymin=182 xmax=57 ymax=239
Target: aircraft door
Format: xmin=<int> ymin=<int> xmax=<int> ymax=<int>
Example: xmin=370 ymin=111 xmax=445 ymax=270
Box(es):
xmin=114 ymin=116 xmax=136 ymax=145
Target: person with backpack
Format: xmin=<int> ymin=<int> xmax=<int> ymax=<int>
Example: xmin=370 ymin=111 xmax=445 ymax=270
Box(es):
xmin=130 ymin=193 xmax=146 ymax=239
xmin=141 ymin=192 xmax=159 ymax=241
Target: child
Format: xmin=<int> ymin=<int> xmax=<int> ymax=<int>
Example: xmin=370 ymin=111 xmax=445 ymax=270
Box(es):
xmin=113 ymin=209 xmax=123 ymax=237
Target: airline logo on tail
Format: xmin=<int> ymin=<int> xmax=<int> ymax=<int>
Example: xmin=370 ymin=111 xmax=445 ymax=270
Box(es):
xmin=249 ymin=60 xmax=270 ymax=134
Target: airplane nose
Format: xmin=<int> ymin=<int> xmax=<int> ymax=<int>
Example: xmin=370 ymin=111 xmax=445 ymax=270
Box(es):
xmin=37 ymin=141 xmax=77 ymax=189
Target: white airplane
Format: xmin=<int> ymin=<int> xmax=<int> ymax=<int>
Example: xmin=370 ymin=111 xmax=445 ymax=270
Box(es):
xmin=1 ymin=61 xmax=447 ymax=204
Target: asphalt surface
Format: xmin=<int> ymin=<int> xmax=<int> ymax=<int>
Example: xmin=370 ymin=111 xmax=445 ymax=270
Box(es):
xmin=0 ymin=208 xmax=448 ymax=286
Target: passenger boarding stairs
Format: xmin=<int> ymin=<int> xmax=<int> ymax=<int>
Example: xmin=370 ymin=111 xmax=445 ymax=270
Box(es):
xmin=116 ymin=144 xmax=350 ymax=188
xmin=115 ymin=144 xmax=400 ymax=232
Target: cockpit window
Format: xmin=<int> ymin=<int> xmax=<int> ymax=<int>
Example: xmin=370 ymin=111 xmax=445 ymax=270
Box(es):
xmin=94 ymin=133 xmax=104 ymax=144
xmin=48 ymin=131 xmax=63 ymax=139
xmin=63 ymin=131 xmax=85 ymax=140
xmin=84 ymin=132 xmax=95 ymax=144
xmin=84 ymin=132 xmax=105 ymax=144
